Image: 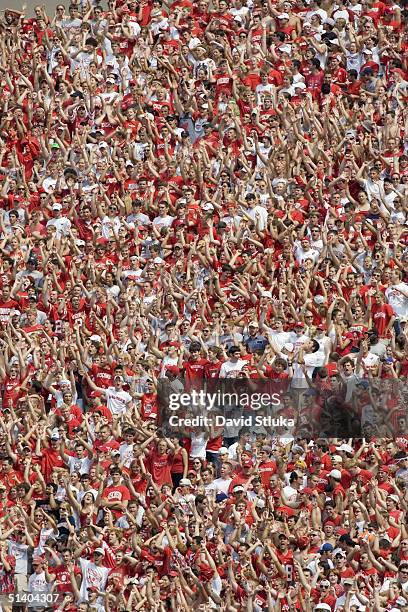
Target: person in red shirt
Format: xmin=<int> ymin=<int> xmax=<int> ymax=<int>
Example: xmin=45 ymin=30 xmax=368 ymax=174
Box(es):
xmin=329 ymin=55 xmax=348 ymax=85
xmin=123 ymin=460 xmax=148 ymax=495
xmin=275 ymin=534 xmax=295 ymax=582
xmin=346 ymin=69 xmax=362 ymax=96
xmin=369 ymin=292 xmax=396 ymax=339
xmin=40 ymin=431 xmax=66 ymax=483
xmin=257 ymin=446 xmax=278 ymax=487
xmin=204 ymin=346 xmax=224 ymax=379
xmin=145 ymin=438 xmax=175 ymax=487
xmin=106 ymin=550 xmax=135 ymax=590
xmin=182 ymin=342 xmax=208 ymax=388
xmin=305 ymin=58 xmax=325 ymax=98
xmin=136 ymin=379 xmax=158 ymax=421
xmin=101 ymin=468 xmax=131 ymax=520
xmin=45 ymin=549 xmax=81 ymax=594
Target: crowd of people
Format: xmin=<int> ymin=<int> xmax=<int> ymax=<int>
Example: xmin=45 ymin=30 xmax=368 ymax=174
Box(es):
xmin=0 ymin=0 xmax=407 ymax=608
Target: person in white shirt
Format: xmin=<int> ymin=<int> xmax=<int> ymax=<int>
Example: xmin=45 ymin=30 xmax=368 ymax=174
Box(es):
xmin=149 ymin=10 xmax=169 ymax=35
xmin=229 ymin=0 xmax=250 ymax=22
xmin=8 ymin=531 xmax=29 ymax=591
xmin=79 ymin=549 xmax=110 ymax=601
xmin=380 ymin=564 xmax=408 ymax=595
xmin=46 ymin=203 xmax=71 ymax=238
xmin=60 ymin=438 xmax=94 ymax=475
xmin=240 ymin=192 xmax=268 ymax=231
xmin=127 ymin=200 xmax=151 ymax=226
xmin=101 ymin=203 xmax=122 ymax=239
xmin=357 ymin=165 xmax=384 ymax=201
xmin=219 ymin=346 xmax=246 ymax=378
xmin=307 ymin=226 xmax=324 ymax=251
xmin=70 ymin=37 xmax=102 ymax=76
xmin=314 ymin=326 xmax=332 ymax=356
xmin=99 ymin=78 xmax=120 ymax=103
xmin=292 ymin=339 xmax=326 ymax=389
xmin=122 ymin=256 xmax=143 ymax=282
xmin=255 ymin=73 xmax=275 ymax=104
xmin=289 ymin=322 xmax=310 ymax=352
xmin=295 ymin=237 xmax=320 ymax=264
xmin=85 ymin=373 xmax=133 ymax=416
xmin=261 ymin=317 xmax=291 ymax=352
xmin=201 ymin=466 xmax=218 ymax=495
xmin=27 ymin=557 xmax=51 ymax=605
xmin=152 ymin=203 xmax=175 ymax=228
xmin=227 ymin=429 xmax=252 ymax=460
xmin=354 ymin=341 xmax=380 ymax=377
xmin=334 ymin=578 xmax=369 ymax=610
xmin=385 ymin=270 xmax=408 ymax=322
xmin=213 ymin=462 xmax=233 ymax=495
xmin=119 ymin=429 xmax=137 ymax=468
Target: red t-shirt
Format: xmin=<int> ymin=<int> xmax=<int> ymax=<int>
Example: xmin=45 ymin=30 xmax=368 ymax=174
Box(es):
xmin=41 ymin=448 xmax=65 ymax=482
xmin=146 ymin=449 xmax=174 ymax=486
xmin=53 ymin=563 xmax=81 ymax=593
xmin=102 ymin=485 xmax=131 ymax=518
xmin=371 ymin=303 xmax=395 ymax=337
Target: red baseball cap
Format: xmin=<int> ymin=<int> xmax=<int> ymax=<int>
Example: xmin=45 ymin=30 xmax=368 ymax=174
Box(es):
xmin=166 ymin=366 xmax=180 ymax=375
xmin=300 ymin=487 xmax=314 ymax=495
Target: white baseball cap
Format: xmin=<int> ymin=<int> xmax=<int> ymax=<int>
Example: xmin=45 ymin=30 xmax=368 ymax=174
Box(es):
xmin=329 ymin=469 xmax=342 ymax=480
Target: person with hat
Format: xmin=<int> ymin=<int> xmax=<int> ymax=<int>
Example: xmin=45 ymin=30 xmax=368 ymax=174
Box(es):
xmin=45 ymin=202 xmax=71 ymax=238
xmin=74 ymin=547 xmax=110 ymax=603
xmin=83 ymin=371 xmax=133 ymax=418
xmin=26 ymin=556 xmax=51 ymax=606
xmin=243 ymin=320 xmax=268 ymax=353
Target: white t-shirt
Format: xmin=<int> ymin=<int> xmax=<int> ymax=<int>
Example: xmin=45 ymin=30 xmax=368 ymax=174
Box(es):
xmin=316 ymin=334 xmax=332 ymax=354
xmin=189 ymin=433 xmax=207 ymax=459
xmin=355 ymin=351 xmax=379 ymax=376
xmin=380 ymin=578 xmax=408 ymax=595
xmin=35 ymin=528 xmax=55 ymax=556
xmin=255 ymin=83 xmax=275 ymax=103
xmin=282 ymin=484 xmax=299 ymax=503
xmin=152 ymin=214 xmax=175 ymax=228
xmin=101 ymin=215 xmax=122 ymax=239
xmin=204 ymin=482 xmax=217 ymax=495
xmin=8 ymin=540 xmax=28 ymax=574
xmin=268 ymin=329 xmax=291 ymax=351
xmin=67 ymin=455 xmax=93 ymax=475
xmin=52 ymin=388 xmax=78 ymax=408
xmin=361 ymin=178 xmax=384 ymax=201
xmin=79 ymin=558 xmax=110 ymax=601
xmin=385 ymin=283 xmax=408 ymax=319
xmin=46 ymin=217 xmax=72 ymax=238
xmin=28 ymin=571 xmax=50 ymax=600
xmin=335 ymin=593 xmax=365 ymax=610
xmin=227 ymin=441 xmax=251 ymax=461
xmin=292 ymin=351 xmax=326 ymax=389
xmin=294 ymin=244 xmax=320 ymax=264
xmin=159 ymin=355 xmax=179 ymax=378
xmin=122 ymin=268 xmax=143 ymax=282
xmin=105 ymin=387 xmax=132 ymax=415
xmin=213 ymin=477 xmax=232 ymax=495
xmin=42 ymin=177 xmax=58 ymax=193
xmin=244 ymin=205 xmax=268 ymax=231
xmin=219 ymin=359 xmax=246 ymax=378
xmin=119 ymin=442 xmax=135 ymax=468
